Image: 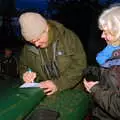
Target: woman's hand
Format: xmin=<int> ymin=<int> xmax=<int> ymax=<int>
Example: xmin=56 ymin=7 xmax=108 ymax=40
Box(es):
xmin=23 ymin=71 xmax=36 ymax=83
xmin=39 ymin=80 xmax=58 ymax=96
xmin=83 ymin=78 xmax=99 ymax=93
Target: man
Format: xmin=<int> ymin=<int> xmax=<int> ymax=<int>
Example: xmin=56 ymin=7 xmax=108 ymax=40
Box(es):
xmin=19 ymin=12 xmax=89 ymax=119
xmin=0 ymin=48 xmax=18 ymax=78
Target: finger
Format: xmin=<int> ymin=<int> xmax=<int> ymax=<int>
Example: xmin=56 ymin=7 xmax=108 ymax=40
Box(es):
xmin=44 ymin=88 xmax=51 ymax=93
xmin=39 ymin=84 xmax=48 ymax=89
xmin=83 ymin=78 xmax=87 ymax=84
xmin=39 ymin=82 xmax=46 ymax=86
xmin=24 ymin=80 xmax=30 ymax=83
xmin=84 ymin=83 xmax=89 ymax=91
xmin=95 ymin=81 xmax=99 ymax=84
xmin=46 ymin=91 xmax=54 ymax=96
xmin=83 ymin=80 xmax=88 ymax=88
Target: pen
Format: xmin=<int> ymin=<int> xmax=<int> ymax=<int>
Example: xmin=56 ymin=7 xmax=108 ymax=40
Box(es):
xmin=28 ymin=68 xmax=34 ymax=83
xmin=28 ymin=68 xmax=32 ymax=72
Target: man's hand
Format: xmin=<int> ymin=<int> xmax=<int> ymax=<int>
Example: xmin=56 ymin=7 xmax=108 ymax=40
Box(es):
xmin=23 ymin=71 xmax=36 ymax=83
xmin=39 ymin=80 xmax=58 ymax=96
xmin=83 ymin=78 xmax=99 ymax=93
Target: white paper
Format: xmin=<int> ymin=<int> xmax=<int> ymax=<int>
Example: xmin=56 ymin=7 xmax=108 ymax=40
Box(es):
xmin=19 ymin=83 xmax=40 ymax=88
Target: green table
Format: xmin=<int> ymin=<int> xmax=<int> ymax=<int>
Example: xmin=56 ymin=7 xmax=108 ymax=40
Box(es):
xmin=0 ymin=87 xmax=45 ymax=120
xmin=39 ymin=89 xmax=93 ymax=120
xmin=0 ymin=77 xmax=93 ymax=120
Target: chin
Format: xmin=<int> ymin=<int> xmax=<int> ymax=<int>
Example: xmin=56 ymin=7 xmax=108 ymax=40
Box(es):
xmin=39 ymin=45 xmax=47 ymax=48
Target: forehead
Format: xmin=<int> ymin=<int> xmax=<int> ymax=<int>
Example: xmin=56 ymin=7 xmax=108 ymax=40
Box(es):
xmin=99 ymin=23 xmax=108 ymax=30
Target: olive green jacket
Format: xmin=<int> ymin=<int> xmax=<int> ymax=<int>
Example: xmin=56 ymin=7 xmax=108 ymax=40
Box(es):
xmin=19 ymin=20 xmax=87 ymax=91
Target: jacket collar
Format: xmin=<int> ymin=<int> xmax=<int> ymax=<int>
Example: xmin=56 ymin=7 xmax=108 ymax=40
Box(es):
xmin=27 ymin=45 xmax=39 ymax=55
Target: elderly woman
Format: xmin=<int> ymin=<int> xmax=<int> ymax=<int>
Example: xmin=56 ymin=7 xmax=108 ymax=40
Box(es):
xmin=84 ymin=6 xmax=120 ymax=120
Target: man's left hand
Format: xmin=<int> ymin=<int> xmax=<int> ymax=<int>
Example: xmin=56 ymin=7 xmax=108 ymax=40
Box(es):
xmin=39 ymin=80 xmax=58 ymax=96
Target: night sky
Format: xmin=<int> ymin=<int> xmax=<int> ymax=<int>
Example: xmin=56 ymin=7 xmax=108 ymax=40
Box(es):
xmin=16 ymin=0 xmax=49 ymax=12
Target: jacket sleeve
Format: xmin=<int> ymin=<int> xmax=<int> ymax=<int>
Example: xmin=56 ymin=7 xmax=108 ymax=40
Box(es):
xmin=19 ymin=45 xmax=41 ymax=82
xmin=91 ymin=84 xmax=120 ymax=119
xmin=54 ymin=29 xmax=87 ymax=91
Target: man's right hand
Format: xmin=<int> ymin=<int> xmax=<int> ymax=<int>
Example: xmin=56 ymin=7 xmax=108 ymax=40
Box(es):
xmin=23 ymin=71 xmax=36 ymax=83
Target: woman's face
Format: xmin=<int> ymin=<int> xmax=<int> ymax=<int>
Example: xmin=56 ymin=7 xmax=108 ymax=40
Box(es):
xmin=101 ymin=27 xmax=116 ymax=45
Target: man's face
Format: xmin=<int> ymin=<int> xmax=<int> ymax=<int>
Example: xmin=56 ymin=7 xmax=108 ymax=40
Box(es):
xmin=30 ymin=28 xmax=48 ymax=48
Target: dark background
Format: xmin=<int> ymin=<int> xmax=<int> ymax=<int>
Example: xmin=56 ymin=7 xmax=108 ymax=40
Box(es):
xmin=0 ymin=0 xmax=118 ymax=64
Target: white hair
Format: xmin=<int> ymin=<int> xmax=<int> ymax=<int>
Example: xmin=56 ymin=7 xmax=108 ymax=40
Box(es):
xmin=98 ymin=6 xmax=120 ymax=40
